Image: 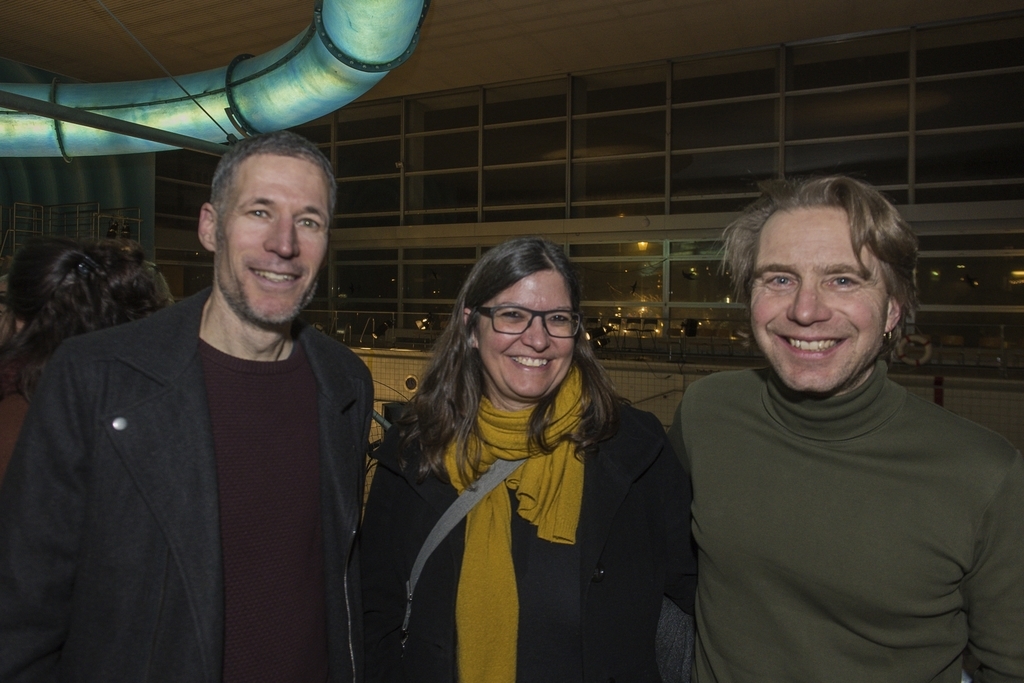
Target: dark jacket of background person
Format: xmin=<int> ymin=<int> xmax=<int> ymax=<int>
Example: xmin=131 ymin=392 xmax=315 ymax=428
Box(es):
xmin=0 ymin=275 xmax=17 ymax=479
xmin=0 ymin=238 xmax=166 ymax=483
xmin=362 ymin=404 xmax=697 ymax=683
xmin=0 ymin=289 xmax=372 ymax=683
xmin=0 ymin=376 xmax=28 ymax=480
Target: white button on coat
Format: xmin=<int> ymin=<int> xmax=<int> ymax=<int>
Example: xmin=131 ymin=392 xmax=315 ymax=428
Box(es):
xmin=112 ymin=417 xmax=128 ymax=431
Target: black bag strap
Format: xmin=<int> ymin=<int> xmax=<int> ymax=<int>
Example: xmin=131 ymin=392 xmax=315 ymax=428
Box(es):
xmin=401 ymin=457 xmax=525 ymax=647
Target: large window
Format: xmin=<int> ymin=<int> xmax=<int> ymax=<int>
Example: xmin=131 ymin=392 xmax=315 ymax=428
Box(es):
xmin=153 ymin=14 xmax=1024 ymax=363
xmin=914 ymin=231 xmax=1024 ymax=353
xmin=326 ymin=230 xmax=1024 ymax=366
xmin=295 ymin=14 xmax=1022 ymax=229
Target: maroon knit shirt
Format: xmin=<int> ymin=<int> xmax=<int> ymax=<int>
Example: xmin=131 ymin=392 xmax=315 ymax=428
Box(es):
xmin=199 ymin=339 xmax=328 ymax=683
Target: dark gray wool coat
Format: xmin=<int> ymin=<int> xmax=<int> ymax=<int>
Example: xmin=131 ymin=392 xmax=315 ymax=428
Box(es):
xmin=0 ymin=289 xmax=373 ymax=683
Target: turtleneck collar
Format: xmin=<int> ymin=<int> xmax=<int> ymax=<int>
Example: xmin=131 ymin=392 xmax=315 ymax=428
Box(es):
xmin=762 ymin=359 xmax=906 ymax=442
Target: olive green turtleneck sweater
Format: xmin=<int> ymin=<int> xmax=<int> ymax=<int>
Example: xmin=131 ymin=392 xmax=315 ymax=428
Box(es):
xmin=669 ymin=362 xmax=1024 ymax=683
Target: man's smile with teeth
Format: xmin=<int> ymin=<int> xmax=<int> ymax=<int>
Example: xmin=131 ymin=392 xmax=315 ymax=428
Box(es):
xmin=787 ymin=338 xmax=838 ymax=351
xmin=254 ymin=269 xmax=297 ymax=283
xmin=513 ymin=356 xmax=548 ymax=367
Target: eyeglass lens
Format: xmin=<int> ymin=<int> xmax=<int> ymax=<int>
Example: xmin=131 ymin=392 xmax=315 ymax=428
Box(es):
xmin=488 ymin=306 xmax=579 ymax=337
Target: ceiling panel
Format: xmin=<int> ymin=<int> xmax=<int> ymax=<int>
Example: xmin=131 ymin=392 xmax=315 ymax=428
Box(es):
xmin=0 ymin=0 xmax=1020 ymax=99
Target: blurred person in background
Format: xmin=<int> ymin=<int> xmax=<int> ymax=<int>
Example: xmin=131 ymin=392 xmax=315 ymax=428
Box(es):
xmin=0 ymin=273 xmax=10 ymax=342
xmin=0 ymin=237 xmax=167 ymax=482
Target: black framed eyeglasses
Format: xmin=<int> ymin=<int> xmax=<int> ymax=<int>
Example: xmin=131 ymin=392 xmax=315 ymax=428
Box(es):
xmin=477 ymin=306 xmax=581 ymax=338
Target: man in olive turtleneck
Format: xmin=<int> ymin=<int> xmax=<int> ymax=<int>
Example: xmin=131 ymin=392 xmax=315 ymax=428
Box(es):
xmin=669 ymin=176 xmax=1023 ymax=683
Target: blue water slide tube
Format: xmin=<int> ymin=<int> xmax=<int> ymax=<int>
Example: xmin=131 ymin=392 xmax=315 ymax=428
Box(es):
xmin=0 ymin=0 xmax=428 ymax=157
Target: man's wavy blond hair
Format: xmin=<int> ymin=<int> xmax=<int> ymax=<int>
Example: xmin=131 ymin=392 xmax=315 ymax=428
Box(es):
xmin=723 ymin=176 xmax=918 ymax=353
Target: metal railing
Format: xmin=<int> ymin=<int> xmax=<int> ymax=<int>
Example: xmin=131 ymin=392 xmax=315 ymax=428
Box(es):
xmin=899 ymin=324 xmax=1024 ymax=375
xmin=0 ymin=202 xmax=143 ymax=261
xmin=308 ymin=307 xmax=1024 ymax=375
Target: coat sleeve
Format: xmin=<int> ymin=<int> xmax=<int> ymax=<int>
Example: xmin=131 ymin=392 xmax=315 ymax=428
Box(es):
xmin=966 ymin=452 xmax=1024 ymax=683
xmin=361 ymin=434 xmax=462 ymax=683
xmin=667 ymin=398 xmax=689 ymax=475
xmin=0 ymin=350 xmax=94 ymax=681
xmin=361 ymin=436 xmax=416 ymax=683
xmin=656 ymin=433 xmax=698 ymax=617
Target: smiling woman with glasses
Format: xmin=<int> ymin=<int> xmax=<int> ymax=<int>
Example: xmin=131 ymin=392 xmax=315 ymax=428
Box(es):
xmin=361 ymin=236 xmax=697 ymax=683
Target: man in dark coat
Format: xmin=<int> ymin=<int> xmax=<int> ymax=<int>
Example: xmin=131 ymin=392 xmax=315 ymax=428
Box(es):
xmin=0 ymin=131 xmax=373 ymax=683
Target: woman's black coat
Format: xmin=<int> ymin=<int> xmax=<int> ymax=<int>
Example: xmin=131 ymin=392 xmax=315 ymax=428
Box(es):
xmin=361 ymin=405 xmax=696 ymax=683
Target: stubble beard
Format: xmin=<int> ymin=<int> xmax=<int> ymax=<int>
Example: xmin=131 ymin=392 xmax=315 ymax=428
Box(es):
xmin=214 ymin=223 xmax=320 ymax=330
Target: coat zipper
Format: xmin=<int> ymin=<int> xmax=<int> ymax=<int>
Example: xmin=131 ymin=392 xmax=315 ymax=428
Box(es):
xmin=344 ymin=527 xmax=357 ymax=682
xmin=143 ymin=546 xmax=170 ymax=681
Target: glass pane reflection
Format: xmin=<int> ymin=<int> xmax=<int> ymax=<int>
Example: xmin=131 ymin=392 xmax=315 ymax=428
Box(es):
xmin=335 ymin=265 xmax=398 ymax=299
xmin=787 ymin=86 xmax=907 ymax=140
xmin=403 ymin=263 xmax=474 ymax=299
xmin=405 ymin=172 xmax=478 ymax=210
xmin=672 ymin=51 xmax=778 ymax=102
xmin=572 ymin=66 xmax=666 ymax=114
xmin=786 ymin=33 xmax=909 ymax=90
xmin=572 ymin=157 xmax=665 ymax=200
xmin=336 ymin=139 xmax=401 ymax=177
xmin=669 ymin=261 xmax=732 ymax=303
xmin=576 ymin=260 xmax=663 ymax=302
xmin=337 ymin=177 xmax=400 ymax=213
xmin=405 ymin=132 xmax=478 ymax=172
xmin=673 ymin=99 xmax=777 ymax=148
xmin=917 ymin=17 xmax=1024 ymax=76
xmin=484 ymin=207 xmax=566 ymax=222
xmin=917 ymin=73 xmax=1024 ymax=130
xmin=485 ymin=80 xmax=566 ymax=124
xmin=570 ymin=243 xmax=661 ymax=257
xmin=571 ymin=202 xmax=664 ymax=219
xmin=485 ymin=165 xmax=565 ymax=205
xmin=336 ymin=101 xmax=402 ymax=140
xmin=785 ymin=138 xmax=907 ymax=186
xmin=916 ymin=129 xmax=1024 ymax=183
xmin=406 ymin=92 xmax=479 ymax=133
xmin=917 ymin=256 xmax=1024 ymax=307
xmin=671 ymin=148 xmax=776 ymax=195
xmin=485 ymin=122 xmax=566 ymax=165
xmin=573 ymin=112 xmax=666 ymax=158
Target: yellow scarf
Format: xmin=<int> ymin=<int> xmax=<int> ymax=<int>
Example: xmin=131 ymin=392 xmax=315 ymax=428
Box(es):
xmin=443 ymin=366 xmax=584 ymax=683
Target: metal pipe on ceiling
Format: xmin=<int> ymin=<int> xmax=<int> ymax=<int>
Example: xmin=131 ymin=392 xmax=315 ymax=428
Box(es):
xmin=0 ymin=89 xmax=229 ymax=157
xmin=0 ymin=0 xmax=429 ymax=158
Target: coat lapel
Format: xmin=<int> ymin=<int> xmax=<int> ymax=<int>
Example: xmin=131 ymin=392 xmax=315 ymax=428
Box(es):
xmin=302 ymin=325 xmax=365 ymax=534
xmin=374 ymin=429 xmax=459 ymax=518
xmin=373 ymin=430 xmax=463 ymax=577
xmin=578 ymin=410 xmax=662 ymax=590
xmin=102 ymin=359 xmax=223 ymax=659
xmin=101 ymin=291 xmax=224 ymax=677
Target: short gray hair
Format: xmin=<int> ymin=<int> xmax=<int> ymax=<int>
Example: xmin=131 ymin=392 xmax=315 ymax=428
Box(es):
xmin=210 ymin=130 xmax=336 ymax=220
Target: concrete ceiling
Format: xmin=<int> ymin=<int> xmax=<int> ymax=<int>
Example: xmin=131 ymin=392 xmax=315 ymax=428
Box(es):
xmin=1 ymin=0 xmax=1022 ymax=101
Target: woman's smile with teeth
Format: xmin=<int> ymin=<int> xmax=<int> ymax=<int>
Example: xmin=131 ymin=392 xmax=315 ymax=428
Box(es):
xmin=788 ymin=338 xmax=838 ymax=351
xmin=513 ymin=356 xmax=548 ymax=367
